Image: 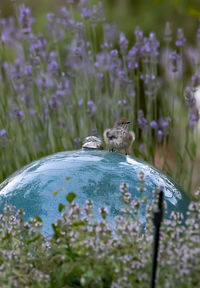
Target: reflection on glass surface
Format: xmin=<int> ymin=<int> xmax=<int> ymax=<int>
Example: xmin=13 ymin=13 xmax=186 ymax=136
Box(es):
xmin=0 ymin=149 xmax=190 ymax=235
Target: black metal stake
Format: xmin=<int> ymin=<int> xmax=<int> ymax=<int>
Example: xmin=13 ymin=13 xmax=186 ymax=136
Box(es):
xmin=150 ymin=190 xmax=164 ymax=288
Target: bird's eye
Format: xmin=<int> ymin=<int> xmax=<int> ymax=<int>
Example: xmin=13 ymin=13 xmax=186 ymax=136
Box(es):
xmin=122 ymin=122 xmax=124 ymax=124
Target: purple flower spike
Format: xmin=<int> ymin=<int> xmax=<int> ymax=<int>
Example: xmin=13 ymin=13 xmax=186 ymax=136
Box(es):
xmin=188 ymin=107 xmax=199 ymax=128
xmin=19 ymin=4 xmax=34 ymax=35
xmin=78 ymin=99 xmax=84 ymax=106
xmin=150 ymin=120 xmax=158 ymax=130
xmin=175 ymin=28 xmax=186 ymax=47
xmin=191 ymin=72 xmax=200 ymax=88
xmin=48 ymin=59 xmax=59 ymax=74
xmin=81 ymin=8 xmax=91 ymax=20
xmin=163 ymin=22 xmax=172 ymax=43
xmin=87 ymin=100 xmax=97 ymax=117
xmin=13 ymin=109 xmax=25 ymax=123
xmin=0 ymin=129 xmax=6 ymax=136
xmin=74 ymin=137 xmax=81 ymax=143
xmin=169 ymin=50 xmax=181 ymax=73
xmin=1 ymin=34 xmax=6 ymax=43
xmin=119 ymin=32 xmax=129 ymax=55
xmin=49 ymin=97 xmax=61 ymax=109
xmin=157 ymin=129 xmax=163 ymax=142
xmin=134 ymin=26 xmax=144 ymax=44
xmin=185 ymin=86 xmax=196 ymax=107
xmin=137 ymin=110 xmax=148 ymax=130
xmin=110 ymin=49 xmax=118 ymax=57
xmin=29 ymin=109 xmax=36 ymax=116
xmin=92 ymin=2 xmax=106 ymax=24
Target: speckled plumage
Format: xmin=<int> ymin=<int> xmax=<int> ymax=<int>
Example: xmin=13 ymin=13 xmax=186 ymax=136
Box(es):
xmin=104 ymin=118 xmax=135 ymax=154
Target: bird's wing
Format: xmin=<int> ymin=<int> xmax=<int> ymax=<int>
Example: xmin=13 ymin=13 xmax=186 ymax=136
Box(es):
xmin=103 ymin=129 xmax=110 ymax=144
xmin=103 ymin=129 xmax=119 ymax=144
xmin=106 ymin=129 xmax=119 ymax=140
xmin=129 ymin=131 xmax=135 ymax=144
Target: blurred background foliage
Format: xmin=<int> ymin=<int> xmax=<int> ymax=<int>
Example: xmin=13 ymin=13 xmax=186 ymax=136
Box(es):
xmin=0 ymin=0 xmax=199 ymax=41
xmin=0 ymin=0 xmax=200 ymax=41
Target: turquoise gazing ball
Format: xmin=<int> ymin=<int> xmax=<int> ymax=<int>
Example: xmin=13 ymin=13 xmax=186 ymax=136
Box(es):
xmin=0 ymin=149 xmax=190 ymax=235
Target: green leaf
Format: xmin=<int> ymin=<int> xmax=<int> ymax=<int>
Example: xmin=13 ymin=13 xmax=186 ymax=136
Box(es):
xmin=58 ymin=203 xmax=66 ymax=212
xmin=34 ymin=216 xmax=42 ymax=222
xmin=53 ymin=191 xmax=58 ymax=196
xmin=65 ymin=177 xmax=71 ymax=180
xmin=27 ymin=235 xmax=41 ymax=244
xmin=66 ymin=192 xmax=76 ymax=203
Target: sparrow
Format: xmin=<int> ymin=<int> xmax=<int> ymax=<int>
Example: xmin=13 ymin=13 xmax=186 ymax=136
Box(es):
xmin=103 ymin=118 xmax=135 ymax=155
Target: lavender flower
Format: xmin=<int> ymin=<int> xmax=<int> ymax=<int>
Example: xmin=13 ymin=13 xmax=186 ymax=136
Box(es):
xmin=81 ymin=8 xmax=91 ymax=20
xmin=49 ymin=97 xmax=61 ymax=109
xmin=24 ymin=65 xmax=33 ymax=82
xmin=12 ymin=109 xmax=25 ymax=122
xmin=188 ymin=107 xmax=199 ymax=128
xmin=143 ymin=74 xmax=160 ymax=99
xmin=151 ymin=117 xmax=171 ymax=142
xmin=175 ymin=28 xmax=186 ymax=47
xmin=78 ymin=99 xmax=84 ymax=106
xmin=134 ymin=26 xmax=144 ymax=47
xmin=1 ymin=33 xmax=6 ymax=43
xmin=191 ymin=72 xmax=200 ymax=88
xmin=157 ymin=129 xmax=163 ymax=142
xmin=37 ymin=73 xmax=54 ymax=91
xmin=117 ymin=70 xmax=130 ymax=89
xmin=87 ymin=100 xmax=97 ymax=117
xmin=47 ymin=59 xmax=59 ymax=75
xmin=76 ymin=22 xmax=84 ymax=39
xmin=144 ymin=32 xmax=160 ymax=59
xmin=127 ymin=46 xmax=138 ymax=71
xmin=91 ymin=2 xmax=106 ymax=24
xmin=58 ymin=6 xmax=74 ymax=32
xmin=119 ymin=32 xmax=129 ymax=55
xmin=11 ymin=59 xmax=24 ymax=80
xmin=150 ymin=120 xmax=158 ymax=130
xmin=0 ymin=129 xmax=6 ymax=136
xmin=27 ymin=108 xmax=35 ymax=117
xmin=19 ymin=4 xmax=33 ymax=35
xmin=104 ymin=23 xmax=118 ymax=44
xmin=74 ymin=137 xmax=81 ymax=149
xmin=163 ymin=22 xmax=172 ymax=43
xmin=118 ymin=99 xmax=127 ymax=105
xmin=137 ymin=110 xmax=148 ymax=130
xmin=139 ymin=143 xmax=145 ymax=153
xmin=185 ymin=86 xmax=196 ymax=107
xmin=169 ymin=50 xmax=181 ymax=73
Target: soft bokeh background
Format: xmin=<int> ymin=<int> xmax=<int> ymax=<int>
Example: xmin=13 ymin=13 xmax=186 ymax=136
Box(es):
xmin=0 ymin=0 xmax=199 ymax=38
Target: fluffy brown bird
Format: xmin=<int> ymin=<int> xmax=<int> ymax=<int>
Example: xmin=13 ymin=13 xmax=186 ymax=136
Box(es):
xmin=103 ymin=118 xmax=135 ymax=155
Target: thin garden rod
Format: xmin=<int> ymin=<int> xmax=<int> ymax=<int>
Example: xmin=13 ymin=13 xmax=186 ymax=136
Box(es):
xmin=150 ymin=190 xmax=164 ymax=288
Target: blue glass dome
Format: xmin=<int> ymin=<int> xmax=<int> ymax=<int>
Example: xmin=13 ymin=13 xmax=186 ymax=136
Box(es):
xmin=0 ymin=149 xmax=190 ymax=235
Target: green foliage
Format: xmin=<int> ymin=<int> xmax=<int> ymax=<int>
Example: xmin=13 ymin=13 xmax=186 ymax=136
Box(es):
xmin=0 ymin=196 xmax=199 ymax=287
xmin=66 ymin=192 xmax=77 ymax=204
xmin=58 ymin=203 xmax=66 ymax=212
